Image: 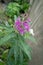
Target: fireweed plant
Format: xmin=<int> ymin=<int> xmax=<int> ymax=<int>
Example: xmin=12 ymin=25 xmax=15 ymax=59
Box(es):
xmin=0 ymin=16 xmax=36 ymax=65
xmin=0 ymin=2 xmax=36 ymax=65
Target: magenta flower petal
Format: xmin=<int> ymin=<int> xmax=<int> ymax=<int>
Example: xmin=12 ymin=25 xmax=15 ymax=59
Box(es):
xmin=15 ymin=17 xmax=22 ymax=27
xmin=26 ymin=17 xmax=31 ymax=22
xmin=19 ymin=28 xmax=24 ymax=35
xmin=15 ymin=17 xmax=24 ymax=35
xmin=15 ymin=21 xmax=21 ymax=26
xmin=23 ymin=22 xmax=30 ymax=31
xmin=16 ymin=26 xmax=24 ymax=35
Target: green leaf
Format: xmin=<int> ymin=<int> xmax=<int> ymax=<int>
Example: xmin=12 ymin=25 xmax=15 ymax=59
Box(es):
xmin=0 ymin=33 xmax=15 ymax=46
xmin=18 ymin=35 xmax=32 ymax=60
xmin=3 ymin=28 xmax=14 ymax=34
xmin=19 ymin=49 xmax=23 ymax=65
xmin=0 ymin=61 xmax=5 ymax=65
xmin=2 ymin=49 xmax=9 ymax=60
xmin=14 ymin=42 xmax=19 ymax=65
xmin=24 ymin=33 xmax=36 ymax=43
xmin=28 ymin=35 xmax=36 ymax=43
xmin=14 ymin=15 xmax=17 ymax=21
xmin=20 ymin=42 xmax=31 ymax=60
xmin=7 ymin=47 xmax=14 ymax=65
xmin=0 ymin=26 xmax=9 ymax=30
xmin=5 ymin=3 xmax=20 ymax=18
xmin=22 ymin=3 xmax=30 ymax=12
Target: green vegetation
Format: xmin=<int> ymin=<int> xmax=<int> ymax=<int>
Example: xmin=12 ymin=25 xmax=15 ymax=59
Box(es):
xmin=0 ymin=0 xmax=36 ymax=65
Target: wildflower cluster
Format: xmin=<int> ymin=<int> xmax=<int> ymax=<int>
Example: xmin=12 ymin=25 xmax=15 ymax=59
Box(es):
xmin=14 ymin=17 xmax=34 ymax=36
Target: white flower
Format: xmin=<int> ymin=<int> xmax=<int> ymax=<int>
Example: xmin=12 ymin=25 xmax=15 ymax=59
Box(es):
xmin=29 ymin=29 xmax=34 ymax=36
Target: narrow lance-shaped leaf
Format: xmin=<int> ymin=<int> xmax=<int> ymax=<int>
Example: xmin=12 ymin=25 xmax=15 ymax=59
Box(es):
xmin=14 ymin=41 xmax=19 ymax=65
xmin=7 ymin=47 xmax=14 ymax=65
xmin=28 ymin=35 xmax=37 ymax=43
xmin=18 ymin=35 xmax=32 ymax=60
xmin=19 ymin=49 xmax=23 ymax=65
xmin=24 ymin=33 xmax=36 ymax=43
xmin=0 ymin=33 xmax=15 ymax=46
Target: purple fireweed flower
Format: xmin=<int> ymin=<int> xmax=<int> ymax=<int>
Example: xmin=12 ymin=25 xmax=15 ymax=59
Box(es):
xmin=14 ymin=17 xmax=31 ymax=35
xmin=15 ymin=17 xmax=24 ymax=35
